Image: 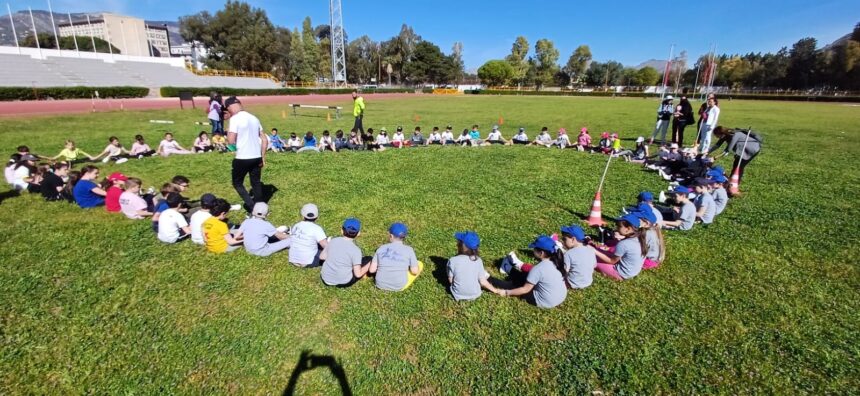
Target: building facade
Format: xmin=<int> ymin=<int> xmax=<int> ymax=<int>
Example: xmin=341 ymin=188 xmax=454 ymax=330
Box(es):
xmin=58 ymin=13 xmax=161 ymax=57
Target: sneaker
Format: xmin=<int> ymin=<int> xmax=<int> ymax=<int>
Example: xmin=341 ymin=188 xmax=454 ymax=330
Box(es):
xmin=146 ymin=187 xmax=156 ymax=195
xmin=115 ymin=158 xmax=128 ymax=164
xmin=137 ymin=154 xmax=144 ymax=159
xmin=101 ymin=157 xmax=110 ymax=163
xmin=658 ymin=190 xmax=667 ymax=203
xmin=659 ymin=169 xmax=672 ymax=181
xmin=229 ymin=204 xmax=242 ymax=212
xmin=669 ymin=181 xmax=679 ymax=187
xmin=508 ymin=251 xmax=524 ymax=270
xmin=499 ymin=256 xmax=514 ymax=275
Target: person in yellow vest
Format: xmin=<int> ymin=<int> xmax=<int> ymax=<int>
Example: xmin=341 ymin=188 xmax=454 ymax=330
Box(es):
xmin=352 ymin=90 xmax=365 ymax=135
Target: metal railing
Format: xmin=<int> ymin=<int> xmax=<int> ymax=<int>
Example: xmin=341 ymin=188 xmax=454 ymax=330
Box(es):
xmin=186 ymin=66 xmax=280 ymax=83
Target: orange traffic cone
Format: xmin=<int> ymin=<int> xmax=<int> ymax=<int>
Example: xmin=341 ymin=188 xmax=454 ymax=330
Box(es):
xmin=586 ymin=191 xmax=605 ymax=227
xmin=728 ymin=167 xmax=741 ymax=196
xmin=414 ymin=114 xmax=421 ymax=122
xmin=498 ymin=116 xmax=504 ymax=125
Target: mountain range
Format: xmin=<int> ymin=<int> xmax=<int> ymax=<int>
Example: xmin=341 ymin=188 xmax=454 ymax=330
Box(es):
xmin=0 ymin=10 xmax=184 ymax=47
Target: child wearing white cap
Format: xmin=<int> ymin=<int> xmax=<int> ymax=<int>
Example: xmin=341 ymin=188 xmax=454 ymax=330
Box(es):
xmin=511 ymin=128 xmax=529 ymax=145
xmin=482 ymin=125 xmax=509 ymax=146
xmin=288 ymin=203 xmax=328 ymax=267
xmin=239 ymin=202 xmax=290 ymax=257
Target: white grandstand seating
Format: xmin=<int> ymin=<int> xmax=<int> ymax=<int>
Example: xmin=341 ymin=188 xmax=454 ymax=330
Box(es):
xmin=0 ymin=53 xmax=280 ymax=90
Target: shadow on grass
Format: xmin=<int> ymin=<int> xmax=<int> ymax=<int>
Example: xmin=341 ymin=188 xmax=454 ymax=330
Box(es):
xmin=283 ymin=350 xmax=352 ymax=396
xmin=0 ymin=190 xmax=21 ymax=205
xmin=260 ymin=183 xmax=279 ymax=203
xmin=428 ymin=256 xmax=449 ymax=290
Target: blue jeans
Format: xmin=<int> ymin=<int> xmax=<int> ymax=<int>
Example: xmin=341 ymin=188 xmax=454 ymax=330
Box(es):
xmin=210 ymin=119 xmax=223 ymax=134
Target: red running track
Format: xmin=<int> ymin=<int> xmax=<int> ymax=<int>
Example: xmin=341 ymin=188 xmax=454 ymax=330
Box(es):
xmin=0 ymin=93 xmax=420 ymax=117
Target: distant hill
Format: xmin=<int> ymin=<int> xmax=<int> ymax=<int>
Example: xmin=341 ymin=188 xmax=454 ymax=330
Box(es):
xmin=634 ymin=59 xmax=668 ymax=70
xmin=0 ymin=10 xmax=184 ymax=47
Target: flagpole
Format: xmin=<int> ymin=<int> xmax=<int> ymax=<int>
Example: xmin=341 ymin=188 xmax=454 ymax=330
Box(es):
xmin=28 ymin=7 xmax=42 ymax=58
xmin=46 ymin=0 xmax=60 ymax=52
xmin=659 ymin=44 xmax=674 ymax=103
xmin=86 ymin=14 xmax=96 ymax=53
xmin=67 ymin=12 xmax=79 ymax=56
xmin=6 ymin=4 xmax=20 ymax=54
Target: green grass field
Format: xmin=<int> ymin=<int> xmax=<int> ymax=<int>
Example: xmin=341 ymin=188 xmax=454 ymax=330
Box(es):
xmin=1 ymin=96 xmax=858 ymax=394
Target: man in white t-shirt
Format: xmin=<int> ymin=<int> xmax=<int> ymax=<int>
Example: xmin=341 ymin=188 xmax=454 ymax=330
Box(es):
xmin=289 ymin=203 xmax=329 ymax=267
xmin=225 ymin=96 xmax=267 ymax=213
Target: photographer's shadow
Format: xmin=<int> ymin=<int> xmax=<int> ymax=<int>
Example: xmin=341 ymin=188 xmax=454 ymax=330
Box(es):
xmin=283 ymin=350 xmax=352 ymax=396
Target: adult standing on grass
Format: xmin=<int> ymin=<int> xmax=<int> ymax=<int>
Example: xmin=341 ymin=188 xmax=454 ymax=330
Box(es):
xmin=709 ymin=126 xmax=762 ymax=189
xmin=352 ymin=90 xmax=365 ymax=135
xmin=698 ymin=96 xmax=720 ymax=154
xmin=225 ymin=96 xmax=267 ymax=213
xmin=673 ymin=88 xmax=695 ymax=146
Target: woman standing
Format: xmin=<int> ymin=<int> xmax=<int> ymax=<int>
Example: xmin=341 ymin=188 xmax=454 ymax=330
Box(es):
xmin=697 ymin=95 xmax=720 ymax=154
xmin=709 ymin=127 xmax=762 ymax=192
xmin=208 ymin=93 xmax=223 ymax=135
xmin=673 ymin=89 xmax=695 ymax=146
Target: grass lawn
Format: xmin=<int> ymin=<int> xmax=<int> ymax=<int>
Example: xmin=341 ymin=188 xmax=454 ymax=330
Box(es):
xmin=0 ymin=95 xmax=858 ymax=394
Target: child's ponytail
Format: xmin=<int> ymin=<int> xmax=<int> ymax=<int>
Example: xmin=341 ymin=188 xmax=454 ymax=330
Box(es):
xmin=549 ymin=249 xmax=567 ymax=276
xmin=655 ymin=224 xmax=666 ymax=262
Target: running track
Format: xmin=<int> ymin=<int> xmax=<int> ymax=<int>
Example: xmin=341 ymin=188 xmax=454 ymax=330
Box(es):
xmin=0 ymin=93 xmax=419 ymax=117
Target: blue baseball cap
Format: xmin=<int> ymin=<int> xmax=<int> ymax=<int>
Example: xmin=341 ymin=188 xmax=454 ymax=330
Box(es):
xmin=342 ymin=218 xmax=361 ymax=232
xmin=389 ymin=222 xmax=408 ymax=238
xmin=528 ymin=235 xmax=557 ymax=253
xmin=638 ymin=191 xmax=654 ymax=202
xmin=617 ymin=213 xmax=641 ymax=228
xmin=674 ymin=186 xmax=692 ymax=194
xmin=559 ymin=224 xmax=586 ymax=242
xmin=454 ymin=231 xmax=481 ymax=250
xmin=710 ymin=174 xmax=728 ymax=183
xmin=634 ymin=203 xmax=657 ymax=224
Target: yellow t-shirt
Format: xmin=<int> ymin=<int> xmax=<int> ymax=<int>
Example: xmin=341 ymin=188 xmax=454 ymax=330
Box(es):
xmin=203 ymin=217 xmax=229 ymax=253
xmin=612 ymin=139 xmax=622 ymax=150
xmin=212 ymin=135 xmax=226 ymax=145
xmin=57 ymin=148 xmax=90 ymax=161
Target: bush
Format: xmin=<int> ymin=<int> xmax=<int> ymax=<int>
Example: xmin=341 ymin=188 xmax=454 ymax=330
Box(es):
xmin=465 ymin=89 xmax=860 ymax=102
xmin=159 ymin=87 xmax=415 ymax=98
xmin=0 ymin=86 xmax=149 ymax=101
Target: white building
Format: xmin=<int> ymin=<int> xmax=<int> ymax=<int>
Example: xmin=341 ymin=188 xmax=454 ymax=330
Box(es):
xmin=58 ymin=13 xmax=167 ymax=57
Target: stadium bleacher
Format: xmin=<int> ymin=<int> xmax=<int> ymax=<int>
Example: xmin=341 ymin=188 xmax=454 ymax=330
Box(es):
xmin=0 ymin=53 xmax=280 ymax=90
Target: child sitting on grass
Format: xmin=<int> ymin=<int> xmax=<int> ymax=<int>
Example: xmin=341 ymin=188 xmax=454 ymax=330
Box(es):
xmin=552 ymin=128 xmax=570 ymax=149
xmin=203 ymin=199 xmax=244 ymax=253
xmin=190 ymin=194 xmax=216 ymax=244
xmin=512 ymin=127 xmax=529 ymax=145
xmin=369 ymin=222 xmax=423 ymax=292
xmin=660 ymin=186 xmax=696 ymax=231
xmin=483 ymin=125 xmax=508 ymax=145
xmin=288 ymin=203 xmax=328 ymax=266
xmin=157 ymin=193 xmax=191 ymax=244
xmin=268 ymin=128 xmax=286 ymax=152
xmin=447 ymin=231 xmax=500 ymax=301
xmin=93 ymin=136 xmax=131 ymax=164
xmin=577 ymin=127 xmax=592 ymax=151
xmin=105 ymin=172 xmax=128 ymax=213
xmin=241 ymin=202 xmax=291 ymax=257
xmin=559 ymin=225 xmax=597 ymax=289
xmin=591 ymin=214 xmax=646 ymax=281
xmin=156 ymin=133 xmax=193 ymax=157
xmin=426 ymin=127 xmax=442 ymax=145
xmin=320 ymin=218 xmax=370 ymax=287
xmin=410 ymin=127 xmax=425 ymax=146
xmin=119 ymin=177 xmax=154 ymax=220
xmin=693 ymin=178 xmax=716 ymax=225
xmin=441 ymin=126 xmax=455 ymax=145
xmin=73 ymin=165 xmax=107 ymax=208
xmin=319 ymin=130 xmax=336 ymax=151
xmin=633 ymin=204 xmax=665 ymax=270
xmin=40 ymin=161 xmax=69 ymax=202
xmin=598 ymin=132 xmax=612 ymax=154
xmin=496 ymin=235 xmax=568 ymax=308
xmin=392 ymin=127 xmax=406 ymax=148
xmin=131 ymin=135 xmax=157 ymax=158
xmin=193 ymin=131 xmax=214 ymax=153
xmin=51 ymin=140 xmax=94 ymax=163
xmin=286 ymin=132 xmax=303 ymax=152
xmin=298 ymin=131 xmax=320 ymax=153
xmin=455 ymin=129 xmax=471 ymax=146
xmin=151 ymin=183 xmax=180 ymax=231
xmin=211 ymin=132 xmax=228 ymax=153
xmin=531 ymin=127 xmax=553 ymax=147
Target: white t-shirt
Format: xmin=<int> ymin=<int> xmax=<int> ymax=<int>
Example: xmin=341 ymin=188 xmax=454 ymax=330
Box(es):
xmin=377 ymin=134 xmax=389 ymax=144
xmin=12 ymin=166 xmax=29 ymax=190
xmin=320 ymin=136 xmax=333 ymax=145
xmin=159 ymin=140 xmax=180 ymax=152
xmin=428 ymin=132 xmax=441 ymax=141
xmin=104 ymin=144 xmax=123 ymax=156
xmin=288 ymin=221 xmax=327 ymax=265
xmin=157 ymin=208 xmax=188 ymax=243
xmin=442 ymin=131 xmax=454 ymax=141
xmin=189 ymin=210 xmax=213 ymax=244
xmin=513 ymin=132 xmax=528 ymax=141
xmin=228 ymin=111 xmax=263 ymax=160
xmin=392 ymin=133 xmax=404 ymax=143
xmin=119 ymin=191 xmax=148 ymax=219
xmin=288 ymin=137 xmax=303 ymax=147
xmin=487 ymin=131 xmax=502 ymax=140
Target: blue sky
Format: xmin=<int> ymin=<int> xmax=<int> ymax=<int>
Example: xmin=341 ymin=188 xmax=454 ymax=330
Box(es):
xmin=9 ymin=0 xmax=860 ymax=70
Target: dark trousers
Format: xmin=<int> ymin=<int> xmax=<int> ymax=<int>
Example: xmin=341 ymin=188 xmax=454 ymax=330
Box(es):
xmin=732 ymin=154 xmax=756 ymax=183
xmin=232 ymin=158 xmax=263 ymax=212
xmin=672 ymin=120 xmax=688 ymax=146
xmin=353 ymin=115 xmax=364 ymax=134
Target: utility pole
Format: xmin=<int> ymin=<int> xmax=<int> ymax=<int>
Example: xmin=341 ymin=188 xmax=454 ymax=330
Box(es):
xmin=329 ymin=0 xmax=347 ymax=87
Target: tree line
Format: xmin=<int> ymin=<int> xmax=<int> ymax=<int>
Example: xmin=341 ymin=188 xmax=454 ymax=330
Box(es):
xmin=179 ymin=0 xmax=464 ymax=85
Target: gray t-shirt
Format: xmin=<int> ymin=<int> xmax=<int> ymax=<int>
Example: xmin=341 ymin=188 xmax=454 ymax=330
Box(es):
xmin=695 ymin=192 xmax=716 ymax=224
xmin=712 ymin=187 xmax=728 ymax=215
xmin=679 ymin=201 xmax=696 ymax=230
xmin=564 ymin=246 xmax=596 ymax=289
xmin=615 ymin=237 xmax=644 ymax=279
xmin=447 ymin=255 xmax=490 ymax=301
xmin=645 ymin=228 xmax=660 ymax=261
xmin=374 ymin=242 xmax=419 ymax=291
xmin=239 ymin=218 xmax=276 ymax=252
xmin=525 ymin=259 xmax=567 ymax=308
xmin=650 ymin=205 xmax=664 ymax=225
xmin=321 ymin=237 xmax=363 ymax=286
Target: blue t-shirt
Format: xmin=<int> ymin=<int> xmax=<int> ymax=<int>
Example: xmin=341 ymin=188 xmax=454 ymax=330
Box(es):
xmin=73 ymin=180 xmax=104 ymax=208
xmin=304 ymin=136 xmax=317 ymax=147
xmin=469 ymin=130 xmax=480 ymax=139
xmin=154 ymin=200 xmax=169 ymax=213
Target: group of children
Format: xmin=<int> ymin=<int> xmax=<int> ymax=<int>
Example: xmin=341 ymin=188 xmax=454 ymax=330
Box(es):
xmin=5 ymin=115 xmax=738 ymax=308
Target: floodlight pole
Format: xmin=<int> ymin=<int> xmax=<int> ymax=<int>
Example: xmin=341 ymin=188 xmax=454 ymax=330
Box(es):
xmin=658 ymin=44 xmax=674 ymax=104
xmin=329 ymin=0 xmax=347 ymax=87
xmin=7 ymin=4 xmax=20 ymax=54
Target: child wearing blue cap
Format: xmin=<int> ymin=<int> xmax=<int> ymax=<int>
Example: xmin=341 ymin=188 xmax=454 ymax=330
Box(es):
xmin=446 ymin=231 xmax=500 ymax=301
xmin=633 ymin=204 xmax=665 ymax=270
xmin=559 ymin=225 xmax=598 ymax=289
xmin=709 ymin=175 xmax=729 ymax=215
xmin=369 ymin=222 xmax=423 ymax=291
xmin=592 ymin=214 xmax=646 ymax=280
xmin=320 ymin=218 xmax=370 ymax=287
xmin=497 ymin=235 xmax=568 ymax=308
xmin=693 ymin=178 xmax=716 ymax=225
xmin=660 ymin=186 xmax=696 ymax=231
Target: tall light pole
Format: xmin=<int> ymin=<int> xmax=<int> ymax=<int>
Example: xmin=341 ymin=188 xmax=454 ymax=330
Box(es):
xmin=329 ymin=0 xmax=347 ymax=87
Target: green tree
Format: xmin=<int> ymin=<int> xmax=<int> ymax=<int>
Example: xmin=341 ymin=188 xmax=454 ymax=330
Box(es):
xmin=477 ymin=60 xmax=514 ymax=86
xmin=179 ymin=0 xmax=279 ymax=72
xmin=786 ymin=37 xmax=818 ymax=89
xmin=404 ymin=41 xmax=451 ymax=84
xmin=346 ymin=35 xmax=378 ymax=84
xmin=585 ymin=61 xmax=625 ymax=87
xmin=505 ymin=36 xmax=530 ymax=87
xmin=563 ymin=45 xmax=592 ymax=86
xmin=21 ymin=33 xmax=120 ymax=54
xmin=632 ymin=66 xmax=660 ymax=86
xmin=530 ymin=38 xmax=560 ymax=89
xmin=302 ymin=17 xmax=322 ymax=80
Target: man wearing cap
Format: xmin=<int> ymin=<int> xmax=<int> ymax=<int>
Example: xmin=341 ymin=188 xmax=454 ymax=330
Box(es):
xmin=225 ymin=96 xmax=267 ymax=213
xmin=320 ymin=218 xmax=369 ymax=287
xmin=240 ymin=202 xmax=291 ymax=257
xmin=289 ymin=203 xmax=328 ymax=267
xmin=352 ymin=91 xmax=365 ymax=135
xmin=650 ymin=95 xmax=674 ymax=146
